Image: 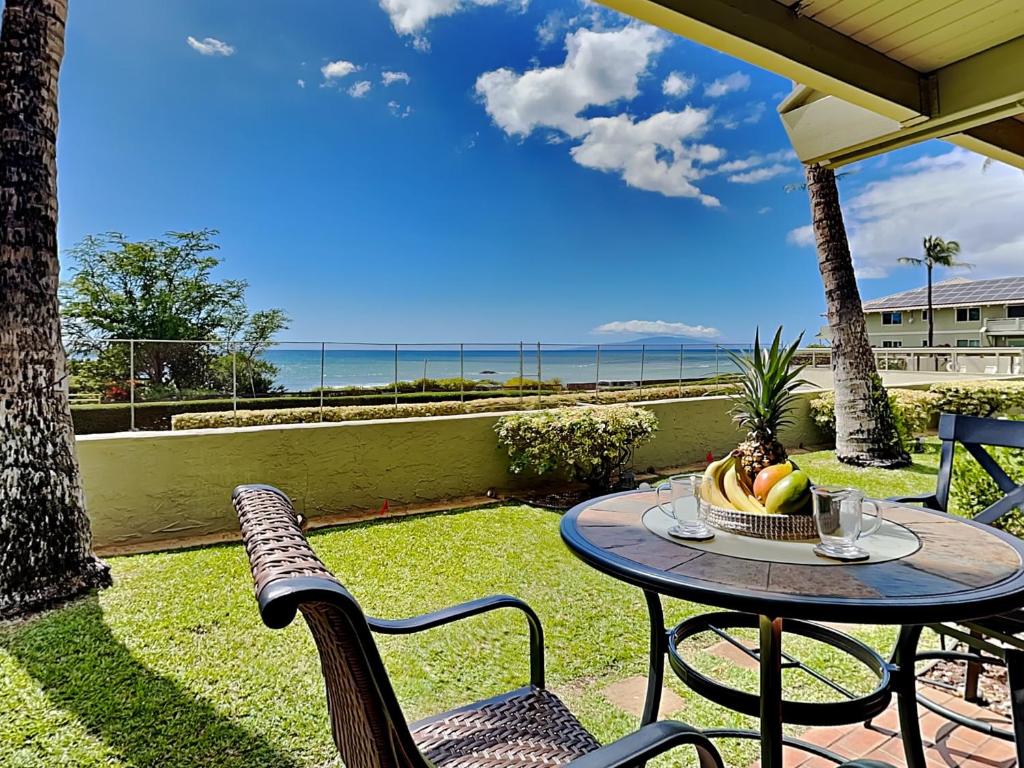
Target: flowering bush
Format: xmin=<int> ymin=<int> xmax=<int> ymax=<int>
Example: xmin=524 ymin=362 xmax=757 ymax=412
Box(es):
xmin=809 ymin=388 xmax=940 ymax=442
xmin=495 ymin=405 xmax=657 ymax=491
xmin=928 ymin=381 xmax=1024 ymax=418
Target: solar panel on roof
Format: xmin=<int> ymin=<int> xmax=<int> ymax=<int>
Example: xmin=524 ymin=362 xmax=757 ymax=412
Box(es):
xmin=862 ymin=276 xmax=1024 ymax=310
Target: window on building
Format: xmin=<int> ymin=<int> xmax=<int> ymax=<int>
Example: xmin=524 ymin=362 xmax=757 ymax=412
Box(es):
xmin=881 ymin=340 xmax=903 ymax=348
xmin=955 ymin=339 xmax=981 ymax=348
xmin=955 ymin=307 xmax=980 ymax=322
xmin=921 ymin=309 xmax=928 ymax=320
xmin=881 ymin=311 xmax=902 ymax=325
xmin=1008 ymin=305 xmax=1024 ymax=318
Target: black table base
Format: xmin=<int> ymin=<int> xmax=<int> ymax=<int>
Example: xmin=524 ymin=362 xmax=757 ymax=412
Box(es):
xmin=640 ymin=593 xmax=917 ymax=768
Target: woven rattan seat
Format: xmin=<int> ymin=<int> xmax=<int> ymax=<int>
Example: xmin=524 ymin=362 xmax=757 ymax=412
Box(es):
xmin=232 ymin=483 xmax=725 ymax=768
xmin=411 ymin=688 xmax=600 ymax=768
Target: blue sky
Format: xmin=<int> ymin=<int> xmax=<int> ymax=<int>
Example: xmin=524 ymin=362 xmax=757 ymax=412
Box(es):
xmin=52 ymin=0 xmax=1024 ymax=343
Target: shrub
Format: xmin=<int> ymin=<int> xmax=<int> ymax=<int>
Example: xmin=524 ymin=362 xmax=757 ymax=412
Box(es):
xmin=495 ymin=405 xmax=657 ymax=491
xmin=173 ymin=399 xmax=503 ymax=429
xmin=929 ymin=381 xmax=1024 ymax=418
xmin=504 ymin=377 xmax=564 ymax=391
xmin=809 ymin=388 xmax=941 ymax=442
xmin=171 ymin=381 xmax=738 ymax=430
xmin=948 ymin=422 xmax=1024 ymax=537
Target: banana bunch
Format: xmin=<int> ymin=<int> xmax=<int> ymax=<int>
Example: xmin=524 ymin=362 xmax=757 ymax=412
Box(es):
xmin=702 ymin=453 xmax=767 ymax=514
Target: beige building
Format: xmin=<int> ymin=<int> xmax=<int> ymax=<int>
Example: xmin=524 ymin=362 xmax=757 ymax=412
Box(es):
xmin=862 ymin=277 xmax=1024 ymax=348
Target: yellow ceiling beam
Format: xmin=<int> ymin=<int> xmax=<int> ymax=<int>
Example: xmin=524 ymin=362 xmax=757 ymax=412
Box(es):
xmin=933 ymin=36 xmax=1024 ymax=122
xmin=598 ymin=0 xmax=1024 ymax=170
xmin=950 ymin=119 xmax=1024 ymax=171
xmin=598 ymin=0 xmax=923 ymax=121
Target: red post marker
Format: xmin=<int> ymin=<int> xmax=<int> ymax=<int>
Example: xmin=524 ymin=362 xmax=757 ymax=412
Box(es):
xmin=379 ymin=500 xmax=389 ymax=516
xmin=705 ymin=452 xmax=714 ymax=465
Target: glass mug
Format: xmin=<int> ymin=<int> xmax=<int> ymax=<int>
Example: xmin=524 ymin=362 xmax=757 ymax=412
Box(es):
xmin=811 ymin=486 xmax=883 ymax=559
xmin=656 ymin=473 xmax=714 ymax=540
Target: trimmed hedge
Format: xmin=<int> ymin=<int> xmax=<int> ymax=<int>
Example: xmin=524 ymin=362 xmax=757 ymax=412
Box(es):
xmin=809 ymin=388 xmax=941 ymax=442
xmin=72 ymin=388 xmax=547 ymax=434
xmin=809 ymin=381 xmax=1024 ymax=443
xmin=929 ymin=380 xmax=1024 ymax=417
xmin=171 ymin=382 xmax=739 ymax=430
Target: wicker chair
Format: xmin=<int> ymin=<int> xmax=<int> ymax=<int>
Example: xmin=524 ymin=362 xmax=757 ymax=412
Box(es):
xmin=888 ymin=414 xmax=1024 ymax=763
xmin=232 ymin=484 xmax=726 ymax=768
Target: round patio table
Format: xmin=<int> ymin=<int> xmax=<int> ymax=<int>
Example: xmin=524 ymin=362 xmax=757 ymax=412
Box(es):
xmin=560 ymin=488 xmax=1024 ymax=768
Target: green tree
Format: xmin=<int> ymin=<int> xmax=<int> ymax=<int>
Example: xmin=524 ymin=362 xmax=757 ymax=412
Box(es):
xmin=898 ymin=236 xmax=973 ymax=347
xmin=62 ymin=230 xmax=288 ymax=396
xmin=219 ymin=308 xmax=291 ymax=396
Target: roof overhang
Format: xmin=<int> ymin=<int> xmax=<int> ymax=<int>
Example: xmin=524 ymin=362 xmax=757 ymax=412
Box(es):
xmin=598 ymin=0 xmax=1024 ymax=169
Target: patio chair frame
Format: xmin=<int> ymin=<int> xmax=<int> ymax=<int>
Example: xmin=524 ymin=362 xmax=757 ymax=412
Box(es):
xmin=232 ymin=483 xmax=727 ymax=768
xmin=887 ymin=413 xmax=1024 ymax=762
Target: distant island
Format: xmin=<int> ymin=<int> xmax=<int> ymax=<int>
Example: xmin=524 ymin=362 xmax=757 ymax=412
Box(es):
xmin=599 ymin=335 xmax=727 ymax=347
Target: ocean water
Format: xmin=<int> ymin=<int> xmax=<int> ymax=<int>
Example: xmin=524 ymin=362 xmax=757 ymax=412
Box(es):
xmin=261 ymin=346 xmax=748 ymax=391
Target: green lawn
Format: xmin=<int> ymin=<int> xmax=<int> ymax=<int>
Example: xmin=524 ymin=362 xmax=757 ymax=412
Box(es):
xmin=0 ymin=444 xmax=942 ymax=768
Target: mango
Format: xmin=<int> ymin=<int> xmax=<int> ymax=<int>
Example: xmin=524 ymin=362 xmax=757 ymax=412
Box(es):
xmin=764 ymin=470 xmax=811 ymax=515
xmin=753 ymin=462 xmax=793 ymax=502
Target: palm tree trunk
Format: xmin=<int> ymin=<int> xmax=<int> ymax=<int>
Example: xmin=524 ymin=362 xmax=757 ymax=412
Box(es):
xmin=804 ymin=164 xmax=908 ymax=467
xmin=0 ymin=0 xmax=111 ymax=619
xmin=927 ymin=263 xmax=934 ymax=348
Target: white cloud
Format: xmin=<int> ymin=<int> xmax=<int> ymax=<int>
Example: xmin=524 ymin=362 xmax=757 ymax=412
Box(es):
xmin=571 ymin=110 xmax=722 ymax=205
xmin=728 ymin=163 xmax=793 ymax=184
xmin=594 ymin=320 xmax=721 ymax=338
xmin=758 ymin=206 xmax=772 ymax=215
xmin=536 ymin=10 xmax=566 ymax=46
xmin=297 ymin=79 xmax=306 ymax=89
xmin=743 ymin=101 xmax=766 ymax=124
xmin=476 ymin=25 xmax=667 ymax=137
xmin=379 ymin=0 xmax=523 ymax=46
xmin=388 ymin=100 xmax=413 ymax=118
xmin=322 ymin=60 xmax=359 ymax=83
xmin=186 ymin=36 xmax=235 ymax=57
xmin=382 ymin=70 xmax=411 ymax=86
xmin=475 ymin=25 xmax=731 ymax=204
xmin=714 ymin=149 xmax=795 ymax=174
xmin=704 ymin=71 xmax=750 ymax=98
xmin=348 ymin=80 xmax=373 ymax=98
xmin=787 ymin=225 xmax=814 ymax=246
xmin=786 ymin=148 xmax=1024 ymax=279
xmin=662 ymin=71 xmax=695 ymax=98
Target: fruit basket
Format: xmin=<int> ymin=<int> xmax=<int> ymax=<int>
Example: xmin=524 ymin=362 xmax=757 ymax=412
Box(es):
xmin=698 ymin=327 xmax=820 ymax=542
xmin=704 ymin=503 xmax=817 ymax=541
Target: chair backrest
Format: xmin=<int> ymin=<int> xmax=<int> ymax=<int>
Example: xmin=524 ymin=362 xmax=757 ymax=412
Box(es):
xmin=934 ymin=414 xmax=1024 ymax=525
xmin=232 ymin=484 xmax=429 ymax=768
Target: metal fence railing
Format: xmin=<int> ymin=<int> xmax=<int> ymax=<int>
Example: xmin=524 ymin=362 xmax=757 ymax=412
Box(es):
xmin=64 ymin=338 xmax=758 ymax=430
xmin=66 ymin=338 xmax=1022 ymax=431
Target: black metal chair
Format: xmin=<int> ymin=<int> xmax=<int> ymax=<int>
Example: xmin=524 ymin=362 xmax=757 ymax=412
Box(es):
xmin=231 ymin=483 xmax=727 ymax=768
xmin=889 ymin=413 xmax=1024 ymax=760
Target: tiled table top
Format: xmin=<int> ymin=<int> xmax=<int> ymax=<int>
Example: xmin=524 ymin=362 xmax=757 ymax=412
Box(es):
xmin=562 ymin=490 xmax=1024 ymax=624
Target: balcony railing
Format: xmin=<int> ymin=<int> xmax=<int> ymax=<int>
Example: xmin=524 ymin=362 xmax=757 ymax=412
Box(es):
xmin=984 ymin=317 xmax=1024 ymax=335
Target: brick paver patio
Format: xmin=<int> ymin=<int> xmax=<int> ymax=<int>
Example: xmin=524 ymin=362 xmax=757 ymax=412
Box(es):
xmin=789 ymin=686 xmax=1016 ymax=768
xmin=599 ymin=677 xmax=1015 ymax=768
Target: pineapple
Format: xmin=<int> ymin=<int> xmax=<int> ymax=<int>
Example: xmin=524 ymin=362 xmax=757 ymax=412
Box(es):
xmin=727 ymin=327 xmax=807 ymax=481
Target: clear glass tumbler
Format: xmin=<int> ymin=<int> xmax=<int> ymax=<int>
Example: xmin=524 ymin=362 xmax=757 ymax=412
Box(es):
xmin=656 ymin=473 xmax=714 ymax=540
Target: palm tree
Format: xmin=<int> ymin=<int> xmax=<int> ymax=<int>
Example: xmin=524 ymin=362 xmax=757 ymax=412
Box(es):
xmin=803 ymin=164 xmax=908 ymax=467
xmin=898 ymin=236 xmax=973 ymax=347
xmin=1 ymin=0 xmax=111 ymax=619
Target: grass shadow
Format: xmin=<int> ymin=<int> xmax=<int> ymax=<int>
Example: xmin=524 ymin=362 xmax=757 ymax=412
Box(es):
xmin=1 ymin=597 xmax=302 ymax=768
